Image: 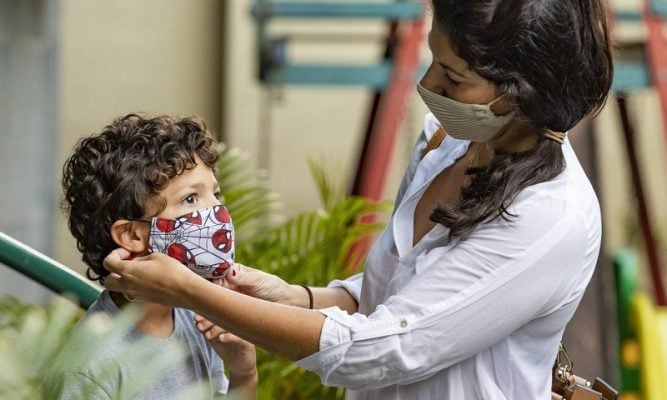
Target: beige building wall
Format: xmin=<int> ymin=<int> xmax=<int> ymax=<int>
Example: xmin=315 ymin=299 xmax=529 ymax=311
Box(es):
xmin=53 ymin=0 xmax=425 ymax=274
xmin=52 ymin=0 xmax=666 ymax=282
xmin=54 ymin=0 xmax=224 ymax=273
xmin=222 ymin=0 xmax=428 ymax=216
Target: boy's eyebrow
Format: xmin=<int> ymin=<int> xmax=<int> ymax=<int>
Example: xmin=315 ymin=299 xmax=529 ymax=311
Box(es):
xmin=177 ymin=181 xmax=221 ymax=192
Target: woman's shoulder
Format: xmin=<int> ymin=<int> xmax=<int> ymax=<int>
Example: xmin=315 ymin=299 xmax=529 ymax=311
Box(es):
xmin=515 ymin=140 xmax=599 ymax=214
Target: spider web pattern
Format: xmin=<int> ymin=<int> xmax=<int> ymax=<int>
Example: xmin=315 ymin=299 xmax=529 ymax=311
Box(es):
xmin=148 ymin=207 xmax=235 ymax=278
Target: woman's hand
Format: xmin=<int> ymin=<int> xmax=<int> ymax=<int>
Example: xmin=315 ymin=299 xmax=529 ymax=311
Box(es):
xmin=102 ymin=248 xmax=198 ymax=307
xmin=224 ymin=264 xmax=308 ymax=308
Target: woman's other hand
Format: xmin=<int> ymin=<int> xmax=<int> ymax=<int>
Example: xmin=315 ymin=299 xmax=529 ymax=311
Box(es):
xmin=224 ymin=264 xmax=310 ymax=308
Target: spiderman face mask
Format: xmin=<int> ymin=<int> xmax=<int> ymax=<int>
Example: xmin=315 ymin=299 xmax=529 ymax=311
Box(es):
xmin=146 ymin=205 xmax=235 ymax=279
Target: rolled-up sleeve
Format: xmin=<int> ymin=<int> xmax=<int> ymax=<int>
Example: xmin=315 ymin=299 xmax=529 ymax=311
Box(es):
xmin=327 ymin=273 xmax=364 ymax=304
xmin=296 ymin=193 xmax=595 ymax=390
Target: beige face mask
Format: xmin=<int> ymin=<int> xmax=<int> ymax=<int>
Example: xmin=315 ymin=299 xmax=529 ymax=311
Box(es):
xmin=417 ymin=83 xmax=516 ymax=142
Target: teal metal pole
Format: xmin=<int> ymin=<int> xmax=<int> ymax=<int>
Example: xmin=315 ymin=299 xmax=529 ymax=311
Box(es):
xmin=253 ymin=1 xmax=423 ymax=19
xmin=0 ymin=231 xmax=101 ymax=308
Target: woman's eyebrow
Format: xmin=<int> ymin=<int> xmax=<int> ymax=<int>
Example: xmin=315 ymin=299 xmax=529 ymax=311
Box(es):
xmin=427 ymin=31 xmax=470 ymax=77
xmin=438 ymin=61 xmax=469 ymax=77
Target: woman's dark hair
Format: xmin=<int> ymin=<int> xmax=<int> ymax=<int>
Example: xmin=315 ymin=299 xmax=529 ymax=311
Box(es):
xmin=429 ymin=0 xmax=613 ymax=238
xmin=61 ymin=114 xmax=219 ymax=281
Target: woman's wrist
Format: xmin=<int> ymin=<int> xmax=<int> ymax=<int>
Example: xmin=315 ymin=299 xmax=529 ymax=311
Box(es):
xmin=286 ymin=284 xmax=312 ymax=308
xmin=177 ymin=272 xmax=211 ymax=309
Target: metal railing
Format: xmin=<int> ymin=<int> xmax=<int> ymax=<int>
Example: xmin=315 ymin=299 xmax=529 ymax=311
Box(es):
xmin=0 ymin=231 xmax=100 ymax=308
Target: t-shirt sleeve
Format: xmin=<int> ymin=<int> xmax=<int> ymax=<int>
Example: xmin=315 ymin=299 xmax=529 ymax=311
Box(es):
xmin=297 ymin=193 xmax=596 ymax=390
xmin=42 ymin=371 xmax=112 ymax=400
xmin=206 ymin=339 xmax=230 ymax=396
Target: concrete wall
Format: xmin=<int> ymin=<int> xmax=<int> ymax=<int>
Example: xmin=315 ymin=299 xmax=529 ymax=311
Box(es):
xmin=222 ymin=0 xmax=427 ymax=216
xmin=0 ymin=0 xmax=59 ymax=303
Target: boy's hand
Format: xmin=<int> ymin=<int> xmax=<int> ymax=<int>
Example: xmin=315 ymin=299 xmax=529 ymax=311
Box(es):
xmin=193 ymin=290 xmax=257 ymax=386
xmin=199 ymin=317 xmax=257 ymax=375
xmin=195 ymin=314 xmax=257 ymax=399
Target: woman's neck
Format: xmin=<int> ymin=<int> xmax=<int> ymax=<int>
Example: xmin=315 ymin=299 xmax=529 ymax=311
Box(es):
xmin=488 ymin=119 xmax=541 ymax=154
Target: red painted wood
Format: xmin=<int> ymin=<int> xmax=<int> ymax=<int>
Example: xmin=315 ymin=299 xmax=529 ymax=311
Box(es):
xmin=354 ymin=17 xmax=424 ymax=201
xmin=617 ymin=96 xmax=667 ymax=306
xmin=643 ymin=2 xmax=667 ymax=150
xmin=347 ymin=16 xmax=425 ymax=269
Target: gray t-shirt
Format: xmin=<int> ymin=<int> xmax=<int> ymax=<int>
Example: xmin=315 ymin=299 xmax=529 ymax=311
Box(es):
xmin=43 ymin=290 xmax=228 ymax=399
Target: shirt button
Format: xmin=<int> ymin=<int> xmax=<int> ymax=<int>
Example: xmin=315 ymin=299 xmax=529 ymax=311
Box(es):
xmin=400 ymin=319 xmax=408 ymax=328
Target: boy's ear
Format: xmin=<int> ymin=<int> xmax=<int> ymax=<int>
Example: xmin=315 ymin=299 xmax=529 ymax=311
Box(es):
xmin=110 ymin=220 xmax=150 ymax=254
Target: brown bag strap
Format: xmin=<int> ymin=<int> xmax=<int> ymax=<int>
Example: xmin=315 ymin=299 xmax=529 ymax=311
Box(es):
xmin=551 ymin=342 xmax=619 ymax=400
xmin=420 ymin=127 xmax=446 ymax=159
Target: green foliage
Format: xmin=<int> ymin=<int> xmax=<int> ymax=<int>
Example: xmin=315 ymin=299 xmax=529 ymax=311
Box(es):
xmin=218 ymin=151 xmax=391 ymax=399
xmin=0 ymin=295 xmax=216 ymax=400
xmin=0 ymin=296 xmax=82 ymax=399
xmin=0 ymin=146 xmax=390 ymax=400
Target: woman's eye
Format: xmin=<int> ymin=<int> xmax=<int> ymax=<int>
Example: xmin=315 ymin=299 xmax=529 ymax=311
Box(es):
xmin=446 ymin=73 xmax=461 ymax=85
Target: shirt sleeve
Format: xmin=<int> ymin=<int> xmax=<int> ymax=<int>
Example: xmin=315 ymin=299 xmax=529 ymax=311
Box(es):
xmin=297 ymin=192 xmax=596 ymax=390
xmin=42 ymin=371 xmax=112 ymax=400
xmin=205 ymin=340 xmax=229 ymax=396
xmin=327 ymin=273 xmax=364 ymax=303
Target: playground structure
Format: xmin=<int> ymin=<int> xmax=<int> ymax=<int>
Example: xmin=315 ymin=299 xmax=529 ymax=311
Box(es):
xmin=0 ymin=1 xmax=667 ymax=398
xmin=615 ymin=251 xmax=667 ymax=400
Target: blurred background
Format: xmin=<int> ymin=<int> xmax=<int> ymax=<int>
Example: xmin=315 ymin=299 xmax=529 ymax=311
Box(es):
xmin=1 ymin=0 xmax=666 ymax=397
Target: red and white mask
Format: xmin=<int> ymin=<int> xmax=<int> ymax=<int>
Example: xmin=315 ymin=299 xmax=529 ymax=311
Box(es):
xmin=147 ymin=205 xmax=235 ymax=279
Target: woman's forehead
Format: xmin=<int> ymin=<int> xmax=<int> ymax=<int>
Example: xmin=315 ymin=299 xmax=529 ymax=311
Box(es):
xmin=428 ymin=21 xmax=472 ymax=76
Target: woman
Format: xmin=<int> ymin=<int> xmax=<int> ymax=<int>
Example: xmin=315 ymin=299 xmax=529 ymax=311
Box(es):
xmin=102 ymin=0 xmax=613 ymax=398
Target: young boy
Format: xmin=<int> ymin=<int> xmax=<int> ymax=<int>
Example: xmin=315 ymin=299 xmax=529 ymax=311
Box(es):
xmin=44 ymin=114 xmax=257 ymax=399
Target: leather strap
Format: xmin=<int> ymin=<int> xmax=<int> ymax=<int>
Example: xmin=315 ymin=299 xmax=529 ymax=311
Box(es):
xmin=420 ymin=127 xmax=446 ymax=159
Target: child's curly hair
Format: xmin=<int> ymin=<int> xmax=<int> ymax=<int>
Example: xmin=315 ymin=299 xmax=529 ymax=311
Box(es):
xmin=61 ymin=113 xmax=219 ymax=281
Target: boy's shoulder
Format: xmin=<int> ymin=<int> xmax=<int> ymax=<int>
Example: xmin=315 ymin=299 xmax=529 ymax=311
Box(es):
xmin=43 ymin=292 xmax=224 ymax=399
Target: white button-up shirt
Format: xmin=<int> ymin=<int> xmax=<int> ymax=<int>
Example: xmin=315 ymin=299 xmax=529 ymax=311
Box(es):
xmin=297 ymin=113 xmax=601 ymax=399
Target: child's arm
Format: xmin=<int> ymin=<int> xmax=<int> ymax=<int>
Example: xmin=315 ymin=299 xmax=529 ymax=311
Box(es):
xmin=198 ymin=316 xmax=258 ymax=400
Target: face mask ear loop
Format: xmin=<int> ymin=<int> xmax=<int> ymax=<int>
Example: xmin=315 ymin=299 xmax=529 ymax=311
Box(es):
xmin=128 ymin=218 xmax=152 ymax=224
xmin=487 ymin=94 xmax=505 ymax=107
